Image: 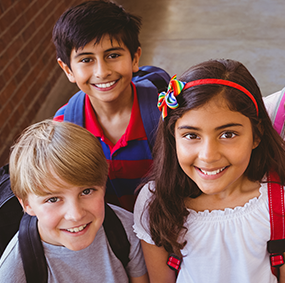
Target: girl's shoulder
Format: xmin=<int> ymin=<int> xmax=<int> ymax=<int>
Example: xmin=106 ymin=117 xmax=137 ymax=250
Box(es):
xmin=135 ymin=181 xmax=155 ymax=208
xmin=133 ymin=181 xmax=155 ymax=244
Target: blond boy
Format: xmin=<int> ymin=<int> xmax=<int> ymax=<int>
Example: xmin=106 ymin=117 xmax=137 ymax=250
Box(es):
xmin=0 ymin=120 xmax=148 ymax=283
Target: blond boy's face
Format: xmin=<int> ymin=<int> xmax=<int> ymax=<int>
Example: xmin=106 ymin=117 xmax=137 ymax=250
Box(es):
xmin=22 ymin=178 xmax=105 ymax=251
xmin=58 ymin=35 xmax=141 ymax=106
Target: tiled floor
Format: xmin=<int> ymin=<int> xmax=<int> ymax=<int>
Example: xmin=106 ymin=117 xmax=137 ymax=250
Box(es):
xmin=35 ymin=0 xmax=285 ymax=121
xmin=119 ymin=0 xmax=285 ymax=96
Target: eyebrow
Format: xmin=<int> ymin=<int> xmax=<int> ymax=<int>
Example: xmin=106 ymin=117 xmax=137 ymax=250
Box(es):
xmin=74 ymin=47 xmax=126 ymax=59
xmin=177 ymin=123 xmax=243 ymax=131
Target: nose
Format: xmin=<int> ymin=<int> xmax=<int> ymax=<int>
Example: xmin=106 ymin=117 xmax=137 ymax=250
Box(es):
xmin=95 ymin=59 xmax=111 ymax=79
xmin=198 ymin=139 xmax=221 ymax=163
xmin=64 ymin=201 xmax=86 ymax=222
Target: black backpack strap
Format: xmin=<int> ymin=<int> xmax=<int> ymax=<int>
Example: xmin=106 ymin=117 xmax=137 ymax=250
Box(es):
xmin=103 ymin=203 xmax=130 ymax=268
xmin=19 ymin=214 xmax=48 ymax=283
xmin=0 ymin=164 xmax=24 ymax=257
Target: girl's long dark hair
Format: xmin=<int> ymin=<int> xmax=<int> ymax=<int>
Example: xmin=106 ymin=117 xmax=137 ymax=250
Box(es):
xmin=145 ymin=59 xmax=285 ymax=255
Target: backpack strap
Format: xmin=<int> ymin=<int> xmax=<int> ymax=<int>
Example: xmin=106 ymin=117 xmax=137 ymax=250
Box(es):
xmin=63 ymin=90 xmax=85 ymax=127
xmin=135 ymin=80 xmax=161 ymax=150
xmin=167 ymin=253 xmax=182 ymax=271
xmin=132 ymin=65 xmax=170 ymax=93
xmin=271 ymin=87 xmax=285 ymax=138
xmin=103 ymin=203 xmax=130 ymax=268
xmin=19 ymin=214 xmax=48 ymax=283
xmin=267 ymin=171 xmax=285 ymax=278
xmin=0 ymin=164 xmax=24 ymax=257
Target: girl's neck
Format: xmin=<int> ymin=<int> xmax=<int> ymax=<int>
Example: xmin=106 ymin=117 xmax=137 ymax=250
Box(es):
xmin=185 ymin=179 xmax=261 ymax=212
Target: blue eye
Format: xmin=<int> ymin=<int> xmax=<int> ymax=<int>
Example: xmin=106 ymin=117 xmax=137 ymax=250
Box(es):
xmin=47 ymin=197 xmax=59 ymax=203
xmin=82 ymin=188 xmax=92 ymax=195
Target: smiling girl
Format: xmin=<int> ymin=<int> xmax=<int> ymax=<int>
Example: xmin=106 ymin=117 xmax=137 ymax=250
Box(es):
xmin=133 ymin=59 xmax=285 ymax=283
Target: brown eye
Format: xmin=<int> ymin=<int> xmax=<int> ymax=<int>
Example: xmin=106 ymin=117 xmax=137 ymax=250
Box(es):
xmin=81 ymin=58 xmax=92 ymax=63
xmin=185 ymin=133 xmax=199 ymax=140
xmin=221 ymin=132 xmax=236 ymax=139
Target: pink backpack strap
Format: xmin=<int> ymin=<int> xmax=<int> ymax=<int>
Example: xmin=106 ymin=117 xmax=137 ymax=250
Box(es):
xmin=272 ymin=88 xmax=285 ymax=137
xmin=267 ymin=171 xmax=285 ymax=277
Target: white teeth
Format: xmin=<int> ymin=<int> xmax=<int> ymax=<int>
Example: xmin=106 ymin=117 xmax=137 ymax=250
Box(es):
xmin=200 ymin=167 xmax=226 ymax=176
xmin=95 ymin=81 xmax=116 ymax=88
xmin=66 ymin=224 xmax=87 ymax=233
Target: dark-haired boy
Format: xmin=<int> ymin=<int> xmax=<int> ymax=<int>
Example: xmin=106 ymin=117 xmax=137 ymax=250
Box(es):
xmin=53 ymin=0 xmax=169 ymax=212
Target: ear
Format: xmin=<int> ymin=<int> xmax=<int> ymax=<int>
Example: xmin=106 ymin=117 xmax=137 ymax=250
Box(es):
xmin=252 ymin=121 xmax=263 ymax=149
xmin=252 ymin=137 xmax=261 ymax=150
xmin=57 ymin=58 xmax=76 ymax=83
xmin=132 ymin=47 xmax=142 ymax=73
xmin=17 ymin=197 xmax=36 ymax=216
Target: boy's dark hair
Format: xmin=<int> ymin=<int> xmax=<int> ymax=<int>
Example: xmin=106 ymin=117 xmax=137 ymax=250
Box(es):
xmin=146 ymin=59 xmax=285 ymax=256
xmin=52 ymin=0 xmax=141 ymax=69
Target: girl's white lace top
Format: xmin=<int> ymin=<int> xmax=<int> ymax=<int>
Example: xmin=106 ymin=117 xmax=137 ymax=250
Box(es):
xmin=133 ymin=181 xmax=279 ymax=283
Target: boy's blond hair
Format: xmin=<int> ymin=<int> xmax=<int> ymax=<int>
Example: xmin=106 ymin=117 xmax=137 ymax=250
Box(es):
xmin=9 ymin=119 xmax=108 ymax=201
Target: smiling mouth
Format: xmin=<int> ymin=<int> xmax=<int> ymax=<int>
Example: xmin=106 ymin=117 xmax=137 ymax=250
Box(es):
xmin=199 ymin=166 xmax=227 ymax=176
xmin=94 ymin=80 xmax=117 ymax=88
xmin=65 ymin=224 xmax=88 ymax=233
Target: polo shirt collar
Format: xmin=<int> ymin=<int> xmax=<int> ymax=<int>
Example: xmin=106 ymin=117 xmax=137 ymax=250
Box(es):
xmin=85 ymin=82 xmax=146 ymax=148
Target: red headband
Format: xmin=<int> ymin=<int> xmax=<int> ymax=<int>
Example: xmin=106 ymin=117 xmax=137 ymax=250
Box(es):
xmin=184 ymin=79 xmax=259 ymax=116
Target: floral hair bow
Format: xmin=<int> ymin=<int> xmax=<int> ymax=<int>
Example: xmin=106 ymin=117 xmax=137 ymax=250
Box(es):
xmin=157 ymin=75 xmax=186 ymax=120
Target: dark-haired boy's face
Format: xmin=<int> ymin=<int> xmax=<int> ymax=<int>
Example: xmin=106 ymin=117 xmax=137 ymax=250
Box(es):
xmin=58 ymin=36 xmax=141 ymax=106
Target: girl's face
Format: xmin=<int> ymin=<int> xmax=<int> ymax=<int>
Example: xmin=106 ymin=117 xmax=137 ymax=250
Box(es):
xmin=174 ymin=95 xmax=260 ymax=197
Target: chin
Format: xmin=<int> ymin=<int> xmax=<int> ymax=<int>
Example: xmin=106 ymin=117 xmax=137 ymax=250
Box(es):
xmin=66 ymin=240 xmax=93 ymax=251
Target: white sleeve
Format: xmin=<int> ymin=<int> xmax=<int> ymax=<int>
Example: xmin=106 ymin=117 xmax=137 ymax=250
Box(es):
xmin=133 ymin=182 xmax=156 ymax=245
xmin=263 ymin=90 xmax=283 ymax=119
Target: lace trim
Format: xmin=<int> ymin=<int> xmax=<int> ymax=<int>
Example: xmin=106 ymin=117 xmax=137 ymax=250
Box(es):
xmin=187 ymin=183 xmax=267 ymax=219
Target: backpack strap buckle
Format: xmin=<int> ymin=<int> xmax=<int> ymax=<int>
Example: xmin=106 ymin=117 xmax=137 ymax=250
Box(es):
xmin=267 ymin=238 xmax=285 ymax=268
xmin=167 ymin=254 xmax=182 ymax=271
xmin=270 ymin=253 xmax=285 ymax=268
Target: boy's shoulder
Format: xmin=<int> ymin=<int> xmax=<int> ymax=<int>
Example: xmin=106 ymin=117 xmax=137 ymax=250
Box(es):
xmin=0 ymin=232 xmax=25 ymax=283
xmin=108 ymin=203 xmax=134 ymax=225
